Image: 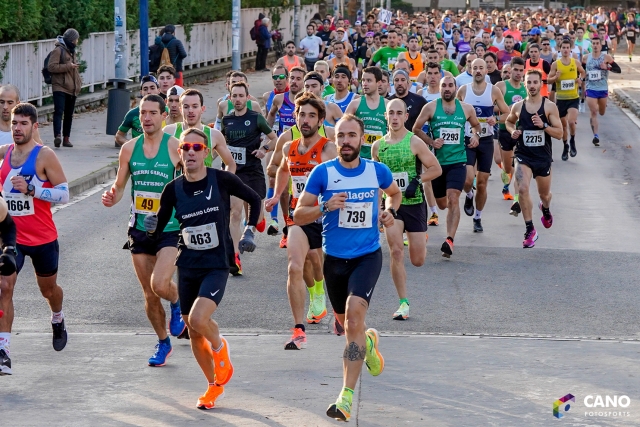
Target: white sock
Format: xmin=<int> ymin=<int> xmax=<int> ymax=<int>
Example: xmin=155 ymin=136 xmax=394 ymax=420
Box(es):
xmin=51 ymin=311 xmax=64 ymax=324
xmin=429 ymin=205 xmax=438 ymax=214
xmin=474 ymin=210 xmax=482 ymax=220
xmin=466 ymin=189 xmax=474 ymax=199
xmin=0 ymin=333 xmax=10 ymax=354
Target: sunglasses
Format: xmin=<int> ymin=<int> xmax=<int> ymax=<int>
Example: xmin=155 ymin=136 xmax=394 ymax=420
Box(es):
xmin=272 ymin=74 xmax=287 ymax=81
xmin=179 ymin=143 xmax=206 ymax=152
xmin=542 ymin=43 xmax=550 ymax=45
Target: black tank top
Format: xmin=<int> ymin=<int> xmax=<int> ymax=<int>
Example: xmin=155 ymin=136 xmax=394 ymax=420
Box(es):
xmin=174 ymin=169 xmax=230 ymax=268
xmin=515 ymin=98 xmax=552 ymax=161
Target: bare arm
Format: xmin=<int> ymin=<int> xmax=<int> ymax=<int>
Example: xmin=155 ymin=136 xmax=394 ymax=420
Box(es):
xmin=115 ymin=130 xmax=129 ymax=146
xmin=547 ymin=62 xmax=559 ymax=84
xmin=267 ymin=95 xmax=283 ymax=128
xmin=505 ymin=101 xmax=522 ymax=138
xmin=456 ymin=84 xmax=467 ymax=101
xmin=211 ymin=129 xmax=236 ymax=174
xmin=543 ymin=102 xmax=564 ymax=140
xmin=410 ymin=135 xmax=442 ymax=183
xmin=267 ymin=130 xmax=292 ymax=178
xmin=102 ymin=140 xmax=133 ymax=207
xmin=344 ymin=99 xmax=359 ymax=115
xmin=411 ymin=103 xmax=436 ymax=146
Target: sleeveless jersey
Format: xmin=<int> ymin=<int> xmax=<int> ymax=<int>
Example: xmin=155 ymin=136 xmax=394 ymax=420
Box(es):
xmin=377 ymin=131 xmax=423 ymax=205
xmin=462 ymin=83 xmax=495 ymax=137
xmin=226 ymin=99 xmax=253 ymax=114
xmin=515 ymin=98 xmax=552 ymax=162
xmin=406 ymin=51 xmax=424 ymax=80
xmin=540 ymin=51 xmax=554 ymax=64
xmin=266 ymin=90 xmax=280 ymax=133
xmin=499 ymin=80 xmax=527 ymax=130
xmin=325 ymin=92 xmax=355 ymax=113
xmin=174 ymin=123 xmax=214 ymax=167
xmin=526 ymin=59 xmax=549 ymax=96
xmin=129 ymin=133 xmax=180 ymax=232
xmin=0 ymin=130 xmax=12 ymax=145
xmin=355 ymin=96 xmax=387 ymax=160
xmin=0 ymin=145 xmax=57 ymax=246
xmin=283 ymin=55 xmax=302 ymax=71
xmin=555 ymin=58 xmax=579 ymax=100
xmin=430 ymin=98 xmax=467 ymax=166
xmin=422 ymin=89 xmax=441 ymax=102
xmin=330 ymin=57 xmax=355 ymax=74
xmin=278 ymin=92 xmax=296 ymax=135
xmin=291 ymin=124 xmax=327 ymax=140
xmin=585 ymin=53 xmax=608 ymax=91
xmin=287 ymin=137 xmax=329 ymax=218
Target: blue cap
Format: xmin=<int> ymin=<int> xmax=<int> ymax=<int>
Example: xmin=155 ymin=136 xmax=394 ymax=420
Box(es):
xmin=530 ymin=27 xmax=541 ymax=35
xmin=444 ymin=17 xmax=451 ymax=23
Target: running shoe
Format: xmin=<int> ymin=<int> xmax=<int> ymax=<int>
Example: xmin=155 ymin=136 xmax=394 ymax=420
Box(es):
xmin=52 ymin=320 xmax=67 ymax=351
xmin=500 ymin=169 xmax=511 ymax=185
xmin=523 ymin=228 xmax=539 ymax=248
xmin=592 ymin=136 xmax=600 ymax=146
xmin=169 ymin=302 xmax=186 ymax=337
xmin=393 ymin=302 xmax=409 ymax=320
xmin=539 ymin=201 xmax=553 ymax=229
xmin=403 ymin=235 xmax=409 ymax=246
xmin=212 ymin=336 xmax=234 ymax=386
xmin=256 ymin=218 xmax=266 ymax=233
xmin=509 ymin=201 xmax=521 ymax=217
xmin=561 ymin=144 xmax=569 ymax=161
xmin=578 ymin=103 xmax=585 ymax=113
xmin=177 ymin=327 xmax=190 ymax=340
xmin=326 ymin=393 xmax=352 ymax=422
xmin=197 ymin=384 xmax=225 ymax=410
xmin=473 ymin=218 xmax=483 ymax=233
xmin=284 ymin=327 xmax=307 ymax=350
xmin=279 ymin=235 xmax=288 ymax=249
xmin=148 ymin=340 xmax=173 ymax=366
xmin=569 ymin=139 xmax=577 ymax=157
xmin=502 ymin=188 xmax=514 ymax=200
xmin=230 ymin=253 xmax=242 ymax=276
xmin=267 ymin=219 xmax=279 ymax=236
xmin=0 ymin=349 xmax=11 ymax=376
xmin=307 ymin=293 xmax=327 ymax=324
xmin=464 ymin=194 xmax=474 ymax=216
xmin=333 ymin=317 xmax=345 ymax=336
xmin=441 ymin=238 xmax=454 ymax=258
xmin=364 ymin=328 xmax=384 ymax=376
xmin=428 ymin=212 xmax=439 ymax=226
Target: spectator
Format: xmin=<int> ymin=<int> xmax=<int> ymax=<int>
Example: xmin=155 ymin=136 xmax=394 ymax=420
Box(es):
xmin=256 ymin=17 xmax=272 ymax=71
xmin=47 ymin=28 xmax=82 ymax=148
xmin=160 ymin=25 xmax=187 ymax=86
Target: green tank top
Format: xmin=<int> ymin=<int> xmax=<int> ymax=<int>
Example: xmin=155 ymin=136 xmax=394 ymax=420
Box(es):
xmin=291 ymin=124 xmax=327 ymax=140
xmin=378 ymin=131 xmax=423 ymax=205
xmin=129 ymin=133 xmax=180 ymax=232
xmin=226 ymin=99 xmax=252 ymax=114
xmin=430 ymin=99 xmax=467 ymax=166
xmin=355 ymin=96 xmax=387 ymax=159
xmin=499 ymin=80 xmax=527 ymax=130
xmin=174 ymin=123 xmax=214 ymax=167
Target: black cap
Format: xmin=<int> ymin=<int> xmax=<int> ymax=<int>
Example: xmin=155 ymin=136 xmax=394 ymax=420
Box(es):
xmin=164 ymin=25 xmax=176 ymax=34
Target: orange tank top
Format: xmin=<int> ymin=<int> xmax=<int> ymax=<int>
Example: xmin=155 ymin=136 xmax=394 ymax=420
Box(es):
xmin=526 ymin=59 xmax=549 ymax=97
xmin=331 ymin=57 xmax=355 ymax=73
xmin=406 ymin=51 xmax=424 ymax=79
xmin=288 ymin=137 xmax=329 ymax=209
xmin=283 ymin=55 xmax=302 ymax=71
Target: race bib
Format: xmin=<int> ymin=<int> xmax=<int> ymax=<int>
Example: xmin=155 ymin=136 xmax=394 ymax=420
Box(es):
xmin=478 ymin=118 xmax=492 ymax=136
xmin=229 ymin=146 xmax=246 ymax=165
xmin=628 ymin=31 xmax=635 ymax=38
xmin=3 ymin=192 xmax=34 ymax=217
xmin=560 ymin=79 xmax=575 ymax=91
xmin=388 ymin=57 xmax=398 ymax=71
xmin=182 ymin=223 xmax=219 ymax=250
xmin=523 ymin=130 xmax=545 ymax=147
xmin=133 ymin=190 xmax=160 ymax=215
xmin=392 ymin=172 xmax=409 ymax=191
xmin=588 ymin=70 xmax=602 ymax=80
xmin=339 ymin=202 xmax=373 ymax=229
xmin=291 ymin=175 xmax=307 ymax=198
xmin=440 ymin=128 xmax=461 ymax=144
xmin=364 ymin=130 xmax=383 ymax=146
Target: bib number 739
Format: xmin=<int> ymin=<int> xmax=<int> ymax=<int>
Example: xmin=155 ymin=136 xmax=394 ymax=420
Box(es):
xmin=339 ymin=202 xmax=373 ymax=229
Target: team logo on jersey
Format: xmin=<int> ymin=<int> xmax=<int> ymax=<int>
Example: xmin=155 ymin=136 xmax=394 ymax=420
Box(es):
xmin=475 ymin=107 xmax=483 ymax=116
xmin=245 ymin=120 xmax=251 ymax=126
xmin=512 ymin=95 xmax=523 ymax=103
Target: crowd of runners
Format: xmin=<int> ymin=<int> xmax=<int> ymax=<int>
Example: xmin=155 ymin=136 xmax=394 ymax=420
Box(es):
xmin=0 ymin=4 xmax=634 ymax=422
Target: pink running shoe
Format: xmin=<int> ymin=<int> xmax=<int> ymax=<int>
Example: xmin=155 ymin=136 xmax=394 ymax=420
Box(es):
xmin=523 ymin=228 xmax=538 ymax=248
xmin=538 ymin=201 xmax=553 ymax=229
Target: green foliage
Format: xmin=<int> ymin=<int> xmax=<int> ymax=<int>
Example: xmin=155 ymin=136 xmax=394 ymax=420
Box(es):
xmin=390 ymin=0 xmax=413 ymax=15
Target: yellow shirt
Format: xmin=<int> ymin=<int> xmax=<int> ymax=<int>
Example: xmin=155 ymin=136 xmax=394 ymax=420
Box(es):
xmin=555 ymin=58 xmax=579 ymax=100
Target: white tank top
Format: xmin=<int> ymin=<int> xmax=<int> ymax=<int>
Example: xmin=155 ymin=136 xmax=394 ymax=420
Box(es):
xmin=463 ymin=82 xmax=495 ymax=137
xmin=0 ymin=130 xmax=12 ymax=145
xmin=422 ymin=89 xmax=441 ymax=102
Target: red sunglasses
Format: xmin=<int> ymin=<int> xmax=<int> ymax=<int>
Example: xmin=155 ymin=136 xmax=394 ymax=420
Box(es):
xmin=179 ymin=143 xmax=206 ymax=152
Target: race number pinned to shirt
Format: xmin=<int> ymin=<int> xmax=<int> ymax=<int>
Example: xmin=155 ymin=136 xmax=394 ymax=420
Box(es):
xmin=292 ymin=175 xmax=308 ymax=198
xmin=364 ymin=129 xmax=383 ymax=146
xmin=523 ymin=130 xmax=545 ymax=147
xmin=560 ymin=79 xmax=575 ymax=91
xmin=339 ymin=202 xmax=373 ymax=229
xmin=133 ymin=190 xmax=160 ymax=215
xmin=378 ymin=8 xmax=392 ymax=25
xmin=182 ymin=223 xmax=219 ymax=250
xmin=628 ymin=30 xmax=636 ymax=38
xmin=478 ymin=118 xmax=492 ymax=136
xmin=3 ymin=192 xmax=34 ymax=216
xmin=588 ymin=70 xmax=602 ymax=81
xmin=440 ymin=128 xmax=461 ymax=144
xmin=228 ymin=146 xmax=246 ymax=165
xmin=392 ymin=172 xmax=409 ymax=191
xmin=388 ymin=57 xmax=398 ymax=71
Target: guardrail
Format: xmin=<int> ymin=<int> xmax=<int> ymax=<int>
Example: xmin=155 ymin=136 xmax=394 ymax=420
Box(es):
xmin=0 ymin=6 xmax=318 ymax=105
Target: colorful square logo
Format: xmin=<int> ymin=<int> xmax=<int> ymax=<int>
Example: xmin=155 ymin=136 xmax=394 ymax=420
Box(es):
xmin=553 ymin=394 xmax=575 ymax=419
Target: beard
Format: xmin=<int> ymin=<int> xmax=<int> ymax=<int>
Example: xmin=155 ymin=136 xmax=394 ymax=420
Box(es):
xmin=442 ymin=91 xmax=456 ymax=102
xmin=13 ymin=129 xmax=31 ymax=145
xmin=395 ymin=85 xmax=407 ymax=96
xmin=339 ymin=144 xmax=361 ymax=162
xmin=300 ymin=124 xmax=319 ymax=138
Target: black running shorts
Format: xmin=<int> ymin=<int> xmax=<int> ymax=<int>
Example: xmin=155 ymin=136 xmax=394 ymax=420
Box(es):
xmin=177 ymin=267 xmax=229 ymax=315
xmin=515 ymin=154 xmax=552 ymax=179
xmin=556 ymin=98 xmax=579 ymax=118
xmin=396 ymin=202 xmax=427 ymax=233
xmin=16 ymin=239 xmax=59 ymax=277
xmin=125 ymin=227 xmax=179 ymax=256
xmin=236 ymin=169 xmax=267 ymax=199
xmin=465 ymin=135 xmax=494 ymax=173
xmin=431 ymin=162 xmax=466 ymax=199
xmin=498 ymin=129 xmax=517 ymax=152
xmin=300 ymin=222 xmax=323 ymax=250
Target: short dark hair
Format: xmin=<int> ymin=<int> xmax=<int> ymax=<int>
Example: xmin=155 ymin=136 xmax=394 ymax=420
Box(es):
xmin=483 ymin=51 xmax=497 ymax=62
xmin=285 ymin=40 xmax=295 ymax=47
xmin=363 ymin=66 xmax=382 ymax=82
xmin=560 ymin=38 xmax=572 ymax=48
xmin=11 ymin=103 xmax=37 ymax=124
xmin=230 ymin=71 xmax=248 ymax=81
xmin=528 ymin=43 xmax=540 ymax=51
xmin=338 ymin=113 xmax=365 ymax=137
xmin=290 ymin=66 xmax=307 ymax=77
xmin=511 ymin=56 xmax=526 ymax=67
xmin=180 ymin=88 xmax=204 ymax=106
xmin=426 ymin=62 xmax=441 ymax=72
xmin=140 ymin=94 xmax=166 ymax=112
xmin=230 ymin=81 xmax=249 ymax=96
xmin=294 ymin=92 xmax=326 ymax=121
xmin=157 ymin=65 xmax=176 ymax=77
xmin=181 ymin=128 xmax=209 ymax=147
xmin=504 ymin=34 xmax=514 ymax=40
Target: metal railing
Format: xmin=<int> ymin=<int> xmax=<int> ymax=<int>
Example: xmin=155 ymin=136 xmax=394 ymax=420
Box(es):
xmin=0 ymin=6 xmax=318 ymax=105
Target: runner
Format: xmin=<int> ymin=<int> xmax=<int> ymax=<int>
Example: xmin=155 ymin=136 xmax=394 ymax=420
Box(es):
xmin=397 ymin=35 xmax=426 ymax=81
xmin=0 ymin=85 xmax=43 ymax=145
xmin=345 ymin=66 xmax=388 ymax=159
xmin=302 ymin=72 xmax=342 ymax=127
xmin=165 ymin=85 xmax=185 ymax=126
xmin=0 ymin=103 xmax=70 ymax=375
xmin=156 ymin=65 xmax=177 ymax=98
xmin=324 ymin=64 xmax=359 ymax=113
xmin=293 ymin=114 xmax=402 ymax=422
xmin=525 ymin=43 xmax=551 ymax=98
xmin=388 ymin=69 xmax=427 ymax=131
xmin=276 ymin=41 xmax=305 ymax=72
xmin=457 ymin=58 xmax=510 ymax=232
xmin=435 ymin=41 xmax=460 ymax=76
xmin=299 ymin=24 xmax=325 ymax=71
xmin=583 ymin=35 xmax=621 ymax=147
xmin=313 ymin=61 xmax=336 ymax=98
xmin=547 ymin=38 xmax=585 ymax=161
xmin=505 ymin=69 xmax=563 ymax=248
xmin=115 ymin=75 xmax=163 ymax=147
xmin=144 ymin=128 xmax=262 ymax=409
xmin=214 ymin=72 xmax=263 ymax=128
xmin=264 ymin=93 xmax=337 ymax=348
xmin=413 ymin=76 xmax=481 ymax=257
xmin=369 ymin=29 xmax=407 ymax=71
xmin=102 ymin=94 xmax=186 ymax=366
xmin=372 ymin=99 xmax=441 ymax=320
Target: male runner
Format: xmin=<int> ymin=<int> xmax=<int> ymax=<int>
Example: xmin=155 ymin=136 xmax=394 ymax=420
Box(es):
xmin=372 ymin=99 xmax=441 ymax=320
xmin=214 ymin=72 xmax=263 ymax=128
xmin=397 ymin=36 xmax=426 ymax=81
xmin=302 ymin=72 xmax=342 ymax=126
xmin=505 ymin=70 xmax=563 ymax=248
xmin=457 ymin=58 xmax=510 ymax=232
xmin=103 ymin=95 xmax=186 ymax=366
xmin=294 ymin=114 xmax=401 ymax=422
xmin=165 ymin=85 xmax=185 ymax=126
xmin=313 ymin=61 xmax=335 ymax=98
xmin=435 ymin=41 xmax=460 ymax=76
xmin=413 ymin=76 xmax=481 ymax=257
xmin=265 ymin=93 xmax=337 ymax=348
xmin=345 ymin=66 xmax=388 ymax=159
xmin=145 ymin=128 xmax=261 ymax=409
xmin=324 ymin=65 xmax=359 ymax=113
xmin=0 ymin=103 xmax=69 ymax=375
xmin=157 ymin=65 xmax=177 ymax=98
xmin=369 ymin=29 xmax=407 ymax=71
xmin=547 ymin=38 xmax=585 ymax=161
xmin=115 ymin=75 xmax=162 ymax=147
xmin=525 ymin=43 xmax=551 ymax=98
xmin=583 ymin=35 xmax=620 ymax=146
xmin=388 ymin=69 xmax=427 ymax=131
xmin=0 ymin=85 xmax=43 ymax=146
xmin=276 ymin=41 xmax=305 ymax=72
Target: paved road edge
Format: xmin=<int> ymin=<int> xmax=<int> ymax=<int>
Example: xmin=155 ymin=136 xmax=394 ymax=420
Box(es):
xmin=68 ymin=162 xmax=118 ymax=199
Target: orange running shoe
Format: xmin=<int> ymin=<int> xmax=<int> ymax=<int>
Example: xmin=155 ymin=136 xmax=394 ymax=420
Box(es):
xmin=428 ymin=212 xmax=439 ymax=226
xmin=284 ymin=327 xmax=307 ymax=350
xmin=502 ymin=188 xmax=514 ymax=200
xmin=256 ymin=218 xmax=266 ymax=233
xmin=212 ymin=336 xmax=234 ymax=386
xmin=230 ymin=253 xmax=242 ymax=276
xmin=279 ymin=235 xmax=288 ymax=248
xmin=197 ymin=384 xmax=225 ymax=410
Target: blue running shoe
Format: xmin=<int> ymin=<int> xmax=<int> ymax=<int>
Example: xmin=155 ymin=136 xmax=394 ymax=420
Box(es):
xmin=148 ymin=340 xmax=173 ymax=367
xmin=169 ymin=301 xmax=186 ymax=337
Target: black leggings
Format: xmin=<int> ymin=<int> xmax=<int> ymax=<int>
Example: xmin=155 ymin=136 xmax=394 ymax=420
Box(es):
xmin=52 ymin=91 xmax=77 ymax=138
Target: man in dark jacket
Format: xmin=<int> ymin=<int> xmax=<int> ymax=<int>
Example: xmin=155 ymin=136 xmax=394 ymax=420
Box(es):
xmin=160 ymin=25 xmax=187 ymax=86
xmin=47 ymin=28 xmax=82 ymax=147
xmin=255 ymin=15 xmax=272 ymax=71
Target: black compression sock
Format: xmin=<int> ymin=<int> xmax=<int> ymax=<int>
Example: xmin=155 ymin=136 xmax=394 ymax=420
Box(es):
xmin=447 ymin=236 xmax=454 ymax=242
xmin=525 ymin=220 xmax=534 ymax=232
xmin=295 ymin=324 xmax=306 ymax=332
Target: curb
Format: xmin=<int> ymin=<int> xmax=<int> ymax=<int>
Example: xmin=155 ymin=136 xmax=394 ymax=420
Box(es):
xmin=68 ymin=162 xmax=118 ymax=199
xmin=612 ymin=88 xmax=640 ymax=118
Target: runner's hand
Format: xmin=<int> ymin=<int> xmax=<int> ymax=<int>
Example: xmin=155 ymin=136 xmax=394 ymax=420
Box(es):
xmin=468 ymin=135 xmax=480 ymax=148
xmin=432 ymin=138 xmax=444 ymax=149
xmin=10 ymin=176 xmax=27 ymax=193
xmin=252 ymin=148 xmax=267 ymax=159
xmin=0 ymin=248 xmax=17 ymax=276
xmin=102 ymin=187 xmax=116 ymax=207
xmin=487 ymin=116 xmax=497 ymax=126
xmin=531 ymin=113 xmax=544 ymax=129
xmin=239 ymin=227 xmax=256 ymax=254
xmin=404 ymin=177 xmax=421 ymax=199
xmin=264 ymin=197 xmax=278 ymax=213
xmin=143 ymin=214 xmax=158 ymax=233
xmin=511 ymin=130 xmax=522 ymax=139
xmin=379 ymin=210 xmax=395 ymax=228
xmin=327 ymin=192 xmax=348 ymax=211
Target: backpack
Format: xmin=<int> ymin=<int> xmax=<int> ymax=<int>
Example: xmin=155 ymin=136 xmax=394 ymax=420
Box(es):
xmin=159 ymin=42 xmax=173 ymax=68
xmin=42 ymin=46 xmax=65 ymax=85
xmin=250 ymin=26 xmax=257 ymax=41
xmin=149 ymin=43 xmax=163 ymax=73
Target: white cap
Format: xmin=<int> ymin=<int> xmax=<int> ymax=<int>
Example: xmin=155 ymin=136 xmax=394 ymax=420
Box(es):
xmin=547 ymin=25 xmax=555 ymax=32
xmin=167 ymin=85 xmax=185 ymax=97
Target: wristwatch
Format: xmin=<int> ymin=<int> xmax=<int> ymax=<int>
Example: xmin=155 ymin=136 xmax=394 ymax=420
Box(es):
xmin=321 ymin=201 xmax=330 ymax=214
xmin=543 ymin=122 xmax=549 ymax=129
xmin=386 ymin=207 xmax=398 ymax=218
xmin=3 ymin=246 xmax=17 ymax=256
xmin=261 ymin=144 xmax=270 ymax=152
xmin=25 ymin=184 xmax=35 ymax=196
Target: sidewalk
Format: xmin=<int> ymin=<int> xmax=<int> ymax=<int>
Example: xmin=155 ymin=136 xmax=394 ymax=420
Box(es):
xmin=609 ymin=55 xmax=640 ymax=118
xmin=3 ymin=333 xmax=639 ymax=426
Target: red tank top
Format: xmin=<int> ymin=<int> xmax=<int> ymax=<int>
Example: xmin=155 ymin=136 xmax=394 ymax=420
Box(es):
xmin=526 ymin=59 xmax=549 ymax=97
xmin=288 ymin=137 xmax=329 ymax=209
xmin=0 ymin=145 xmax=57 ymax=246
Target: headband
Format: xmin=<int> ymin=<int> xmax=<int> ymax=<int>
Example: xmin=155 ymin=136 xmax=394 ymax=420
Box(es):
xmin=392 ymin=69 xmax=410 ymax=81
xmin=304 ymin=73 xmax=324 ymax=86
xmin=333 ymin=66 xmax=352 ymax=80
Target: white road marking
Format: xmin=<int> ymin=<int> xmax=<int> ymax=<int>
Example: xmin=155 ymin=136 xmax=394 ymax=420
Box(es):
xmin=51 ymin=179 xmax=115 ymax=215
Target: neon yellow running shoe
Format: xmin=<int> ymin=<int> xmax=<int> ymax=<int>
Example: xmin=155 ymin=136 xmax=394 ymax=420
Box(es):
xmin=307 ymin=293 xmax=327 ymax=324
xmin=501 ymin=169 xmax=511 ymax=185
xmin=326 ymin=391 xmax=352 ymax=421
xmin=393 ymin=302 xmax=410 ymax=320
xmin=365 ymin=328 xmax=384 ymax=376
